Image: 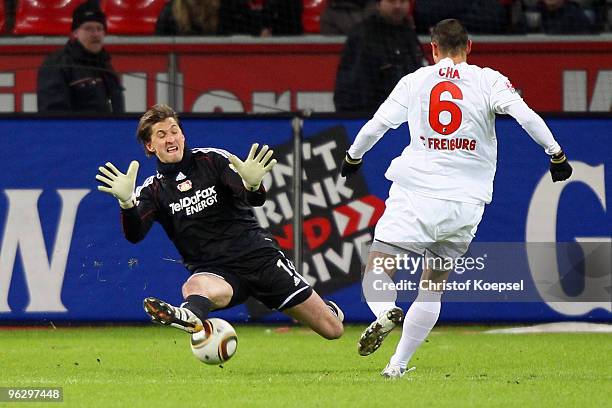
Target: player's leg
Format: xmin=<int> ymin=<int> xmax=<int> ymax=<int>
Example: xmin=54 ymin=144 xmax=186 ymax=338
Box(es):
xmin=382 ymin=261 xmax=449 ymax=378
xmin=283 ymin=291 xmax=344 ymax=340
xmin=363 ymin=183 xmax=411 ymax=320
xmin=143 ymin=272 xmax=234 ymax=333
xmin=248 ymin=249 xmax=343 ymax=340
xmin=382 ymin=200 xmax=485 ymax=378
xmin=358 ymin=183 xmax=430 ymax=356
xmin=358 ymin=246 xmax=406 ymax=356
xmin=363 ymin=248 xmax=400 ymax=320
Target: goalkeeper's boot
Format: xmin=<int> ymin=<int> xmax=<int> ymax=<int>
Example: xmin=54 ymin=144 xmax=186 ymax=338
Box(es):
xmin=358 ymin=307 xmax=404 ymax=356
xmin=380 ymin=364 xmax=415 ymax=379
xmin=143 ymin=297 xmax=203 ymax=333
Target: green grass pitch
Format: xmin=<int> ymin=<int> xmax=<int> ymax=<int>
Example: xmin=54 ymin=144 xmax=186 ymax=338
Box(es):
xmin=1 ymin=325 xmax=610 ymax=407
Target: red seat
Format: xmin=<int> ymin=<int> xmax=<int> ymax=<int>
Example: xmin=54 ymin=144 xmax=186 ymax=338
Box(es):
xmin=303 ymin=0 xmax=327 ymax=34
xmin=0 ymin=1 xmax=5 ymax=33
xmin=102 ymin=0 xmax=169 ymax=35
xmin=13 ymin=0 xmax=82 ymax=35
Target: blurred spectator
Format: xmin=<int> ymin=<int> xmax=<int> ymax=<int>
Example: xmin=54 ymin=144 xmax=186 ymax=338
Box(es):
xmin=156 ymin=0 xmax=266 ymax=35
xmin=589 ymin=0 xmax=608 ymax=31
xmin=4 ymin=0 xmax=16 ymax=33
xmin=216 ymin=0 xmax=262 ymax=36
xmin=321 ymin=0 xmax=377 ymax=35
xmin=414 ymin=0 xmax=511 ymax=33
xmin=334 ymin=0 xmax=423 ymax=113
xmin=155 ymin=0 xmax=220 ymax=35
xmin=261 ymin=0 xmax=303 ymax=35
xmin=506 ymin=0 xmax=528 ymax=33
xmin=538 ymin=0 xmax=596 ymax=33
xmin=37 ymin=1 xmax=124 ymax=113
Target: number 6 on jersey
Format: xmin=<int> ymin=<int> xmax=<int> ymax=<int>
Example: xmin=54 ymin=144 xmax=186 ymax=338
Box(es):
xmin=429 ymin=81 xmax=463 ymax=135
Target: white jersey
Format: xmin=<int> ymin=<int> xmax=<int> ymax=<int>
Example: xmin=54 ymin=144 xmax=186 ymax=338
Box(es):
xmin=373 ymin=57 xmax=523 ymax=204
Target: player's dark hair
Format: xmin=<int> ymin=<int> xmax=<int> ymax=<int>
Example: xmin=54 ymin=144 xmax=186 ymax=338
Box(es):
xmin=136 ymin=104 xmax=181 ymax=157
xmin=431 ymin=19 xmax=469 ymax=56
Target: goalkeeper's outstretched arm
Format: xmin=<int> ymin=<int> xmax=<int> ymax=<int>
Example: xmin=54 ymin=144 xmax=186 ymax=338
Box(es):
xmin=96 ymin=160 xmax=156 ymax=243
xmin=226 ymin=143 xmax=277 ymax=206
xmin=96 ymin=161 xmax=139 ymax=209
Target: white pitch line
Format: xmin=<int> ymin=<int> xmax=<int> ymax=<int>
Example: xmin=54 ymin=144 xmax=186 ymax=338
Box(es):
xmin=485 ymin=322 xmax=612 ymax=334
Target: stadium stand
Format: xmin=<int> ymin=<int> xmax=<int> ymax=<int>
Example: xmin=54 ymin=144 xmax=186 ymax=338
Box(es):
xmin=12 ymin=0 xmax=81 ymax=35
xmin=2 ymin=0 xmax=609 ymax=36
xmin=102 ymin=0 xmax=169 ymax=35
xmin=303 ymin=0 xmax=328 ymax=33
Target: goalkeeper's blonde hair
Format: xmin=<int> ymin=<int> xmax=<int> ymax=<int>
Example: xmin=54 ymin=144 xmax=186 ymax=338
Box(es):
xmin=136 ymin=104 xmax=181 ymax=157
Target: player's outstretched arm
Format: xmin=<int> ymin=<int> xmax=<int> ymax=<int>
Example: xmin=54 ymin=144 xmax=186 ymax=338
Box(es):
xmin=228 ymin=143 xmax=277 ymax=191
xmin=504 ymin=101 xmax=572 ymax=182
xmin=96 ymin=161 xmax=140 ymax=208
xmin=341 ymin=117 xmax=391 ymax=178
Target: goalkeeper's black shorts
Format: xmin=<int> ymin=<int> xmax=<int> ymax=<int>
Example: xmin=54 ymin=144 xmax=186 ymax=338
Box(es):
xmin=185 ymin=247 xmax=312 ymax=311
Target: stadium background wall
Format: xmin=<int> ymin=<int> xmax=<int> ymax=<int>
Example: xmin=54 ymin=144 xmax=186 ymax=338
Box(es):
xmin=0 ymin=37 xmax=610 ymax=113
xmin=0 ymin=115 xmax=609 ymax=324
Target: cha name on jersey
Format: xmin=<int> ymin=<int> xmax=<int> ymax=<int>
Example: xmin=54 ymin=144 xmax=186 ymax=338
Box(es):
xmin=169 ymin=186 xmax=218 ymax=215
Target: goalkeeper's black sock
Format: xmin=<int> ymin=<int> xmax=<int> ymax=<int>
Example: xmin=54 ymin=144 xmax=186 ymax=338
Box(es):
xmin=184 ymin=295 xmax=212 ymax=323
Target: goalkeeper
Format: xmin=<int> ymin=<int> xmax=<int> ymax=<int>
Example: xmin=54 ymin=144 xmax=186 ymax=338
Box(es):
xmin=96 ymin=104 xmax=343 ymax=340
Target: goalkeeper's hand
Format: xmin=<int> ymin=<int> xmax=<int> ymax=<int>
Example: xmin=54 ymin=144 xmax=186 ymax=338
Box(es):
xmin=549 ymin=150 xmax=572 ymax=182
xmin=340 ymin=152 xmax=362 ymax=178
xmin=96 ymin=161 xmax=140 ymax=209
xmin=228 ymin=143 xmax=277 ymax=191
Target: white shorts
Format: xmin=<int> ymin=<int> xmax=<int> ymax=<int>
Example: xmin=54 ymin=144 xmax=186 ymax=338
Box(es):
xmin=373 ymin=183 xmax=485 ymax=260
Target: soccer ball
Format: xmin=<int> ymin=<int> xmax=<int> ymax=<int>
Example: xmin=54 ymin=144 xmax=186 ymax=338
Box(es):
xmin=190 ymin=318 xmax=238 ymax=365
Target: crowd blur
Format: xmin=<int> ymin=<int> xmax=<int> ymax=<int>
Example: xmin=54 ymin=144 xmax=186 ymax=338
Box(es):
xmin=0 ymin=0 xmax=609 ymax=35
xmin=3 ymin=0 xmax=605 ymax=114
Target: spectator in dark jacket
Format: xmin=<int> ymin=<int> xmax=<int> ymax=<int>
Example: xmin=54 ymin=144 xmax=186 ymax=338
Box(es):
xmin=321 ymin=0 xmax=377 ymax=35
xmin=539 ymin=0 xmax=595 ymax=34
xmin=37 ymin=1 xmax=124 ymax=113
xmin=156 ymin=0 xmax=258 ymax=36
xmin=414 ymin=0 xmax=510 ymax=34
xmin=260 ymin=0 xmax=303 ymax=36
xmin=334 ymin=0 xmax=423 ymax=114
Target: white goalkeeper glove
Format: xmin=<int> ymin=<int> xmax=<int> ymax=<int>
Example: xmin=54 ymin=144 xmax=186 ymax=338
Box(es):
xmin=96 ymin=161 xmax=140 ymax=209
xmin=228 ymin=143 xmax=277 ymax=191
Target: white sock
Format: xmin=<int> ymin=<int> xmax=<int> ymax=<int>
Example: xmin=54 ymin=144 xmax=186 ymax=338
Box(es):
xmin=362 ymin=269 xmax=397 ymax=319
xmin=389 ymin=289 xmax=441 ymax=368
xmin=367 ymin=301 xmax=398 ymax=319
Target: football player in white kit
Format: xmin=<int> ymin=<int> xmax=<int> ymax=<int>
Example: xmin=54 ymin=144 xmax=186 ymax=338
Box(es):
xmin=340 ymin=19 xmax=573 ymax=378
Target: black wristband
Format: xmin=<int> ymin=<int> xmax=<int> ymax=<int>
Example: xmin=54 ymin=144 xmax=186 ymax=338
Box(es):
xmin=345 ymin=152 xmax=362 ymax=164
xmin=550 ymin=151 xmax=566 ymax=163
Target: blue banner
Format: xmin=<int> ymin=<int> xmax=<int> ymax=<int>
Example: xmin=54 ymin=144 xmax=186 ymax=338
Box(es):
xmin=0 ymin=117 xmax=610 ymax=323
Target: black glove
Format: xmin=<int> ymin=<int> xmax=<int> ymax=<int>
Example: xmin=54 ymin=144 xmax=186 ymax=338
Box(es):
xmin=549 ymin=151 xmax=572 ymax=182
xmin=340 ymin=152 xmax=362 ymax=178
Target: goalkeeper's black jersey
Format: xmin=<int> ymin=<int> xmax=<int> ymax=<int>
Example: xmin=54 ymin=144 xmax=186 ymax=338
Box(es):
xmin=120 ymin=147 xmax=278 ymax=268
